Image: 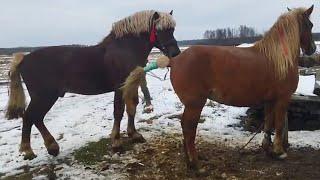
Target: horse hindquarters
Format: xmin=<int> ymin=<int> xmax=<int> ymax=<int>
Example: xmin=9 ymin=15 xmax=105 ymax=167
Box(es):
xmin=18 ymin=53 xmax=62 ymax=159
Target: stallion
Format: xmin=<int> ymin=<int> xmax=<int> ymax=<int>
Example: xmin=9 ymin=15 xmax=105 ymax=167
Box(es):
xmin=6 ymin=10 xmax=180 ymax=160
xmin=122 ymin=6 xmax=316 ymax=170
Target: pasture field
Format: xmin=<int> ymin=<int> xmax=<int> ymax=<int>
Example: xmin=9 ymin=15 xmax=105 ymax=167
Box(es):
xmin=0 ymin=54 xmax=320 ymax=179
xmin=0 ymin=56 xmax=10 ymax=84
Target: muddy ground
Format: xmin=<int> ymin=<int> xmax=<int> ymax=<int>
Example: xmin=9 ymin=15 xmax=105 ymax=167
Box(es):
xmin=128 ymin=134 xmax=320 ymax=180
xmin=4 ymin=132 xmax=320 ymax=180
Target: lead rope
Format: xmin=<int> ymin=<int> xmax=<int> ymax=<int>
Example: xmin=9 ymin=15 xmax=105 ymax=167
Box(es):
xmin=146 ymin=67 xmax=170 ymax=81
xmin=238 ymin=120 xmax=264 ymax=153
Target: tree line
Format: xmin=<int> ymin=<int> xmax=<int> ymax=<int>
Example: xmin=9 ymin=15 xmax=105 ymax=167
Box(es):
xmin=203 ymin=25 xmax=262 ymax=39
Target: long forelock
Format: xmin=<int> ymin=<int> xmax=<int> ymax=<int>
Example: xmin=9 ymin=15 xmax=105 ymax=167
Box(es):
xmin=254 ymin=8 xmax=306 ymax=80
xmin=111 ymin=10 xmax=176 ymax=38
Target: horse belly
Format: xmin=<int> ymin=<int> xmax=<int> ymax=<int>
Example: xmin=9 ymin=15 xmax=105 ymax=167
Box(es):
xmin=209 ymin=82 xmax=269 ymax=107
xmin=65 ymin=74 xmax=114 ymax=95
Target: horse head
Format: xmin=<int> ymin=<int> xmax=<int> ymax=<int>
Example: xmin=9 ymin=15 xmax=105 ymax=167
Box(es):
xmin=299 ymin=5 xmax=316 ymax=55
xmin=151 ymin=10 xmax=181 ymax=58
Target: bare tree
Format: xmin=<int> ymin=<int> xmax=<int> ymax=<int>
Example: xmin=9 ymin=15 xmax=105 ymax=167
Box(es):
xmin=203 ymin=25 xmax=261 ymax=39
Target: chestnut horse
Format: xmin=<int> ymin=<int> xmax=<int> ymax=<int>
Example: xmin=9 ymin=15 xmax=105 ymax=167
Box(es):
xmin=122 ymin=6 xmax=316 ymax=170
xmin=6 ymin=10 xmax=180 ymax=160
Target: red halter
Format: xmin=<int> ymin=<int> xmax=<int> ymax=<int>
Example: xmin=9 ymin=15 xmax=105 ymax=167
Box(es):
xmin=149 ymin=25 xmax=157 ymax=44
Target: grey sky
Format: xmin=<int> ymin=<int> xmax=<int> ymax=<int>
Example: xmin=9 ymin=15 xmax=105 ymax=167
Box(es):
xmin=0 ymin=0 xmax=318 ymax=48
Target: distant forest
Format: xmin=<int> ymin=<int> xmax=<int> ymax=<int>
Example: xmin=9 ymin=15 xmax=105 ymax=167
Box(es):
xmin=179 ymin=31 xmax=320 ymax=46
xmin=0 ymin=44 xmax=86 ymax=55
xmin=203 ymin=25 xmax=262 ymax=40
xmin=179 ymin=25 xmax=320 ymax=46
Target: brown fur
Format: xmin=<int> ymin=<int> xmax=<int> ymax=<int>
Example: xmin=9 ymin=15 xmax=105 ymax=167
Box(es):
xmin=122 ymin=6 xmax=316 ymax=170
xmin=8 ymin=9 xmax=180 ymax=159
xmin=6 ymin=53 xmax=26 ymax=119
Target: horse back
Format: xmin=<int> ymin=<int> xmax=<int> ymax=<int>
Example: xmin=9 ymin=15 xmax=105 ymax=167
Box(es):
xmin=171 ymin=45 xmax=298 ymax=107
xmin=19 ymin=45 xmax=110 ymax=96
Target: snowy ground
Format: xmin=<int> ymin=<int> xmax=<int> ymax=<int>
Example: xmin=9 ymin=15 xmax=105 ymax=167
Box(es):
xmin=1 ymin=66 xmax=320 ymax=178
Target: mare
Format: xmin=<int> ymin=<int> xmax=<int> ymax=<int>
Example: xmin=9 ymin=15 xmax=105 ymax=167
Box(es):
xmin=122 ymin=6 xmax=316 ymax=170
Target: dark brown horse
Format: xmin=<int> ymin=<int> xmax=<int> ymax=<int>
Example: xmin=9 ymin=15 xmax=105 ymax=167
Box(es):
xmin=6 ymin=10 xmax=180 ymax=160
xmin=122 ymin=6 xmax=316 ymax=170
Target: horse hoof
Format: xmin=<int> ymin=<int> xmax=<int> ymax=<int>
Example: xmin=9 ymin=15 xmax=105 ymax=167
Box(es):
xmin=46 ymin=142 xmax=60 ymax=157
xmin=112 ymin=139 xmax=123 ymax=152
xmin=278 ymin=152 xmax=288 ymax=159
xmin=129 ymin=132 xmax=146 ymax=143
xmin=270 ymin=148 xmax=288 ymax=160
xmin=272 ymin=152 xmax=288 ymax=160
xmin=23 ymin=151 xmax=37 ymax=160
xmin=195 ymin=168 xmax=209 ymax=177
xmin=20 ymin=144 xmax=37 ymax=160
xmin=186 ymin=159 xmax=200 ymax=171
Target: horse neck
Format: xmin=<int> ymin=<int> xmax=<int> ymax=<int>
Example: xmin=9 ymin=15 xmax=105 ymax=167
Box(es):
xmin=254 ymin=15 xmax=301 ymax=63
xmin=98 ymin=33 xmax=153 ymax=65
xmin=253 ymin=18 xmax=301 ymax=80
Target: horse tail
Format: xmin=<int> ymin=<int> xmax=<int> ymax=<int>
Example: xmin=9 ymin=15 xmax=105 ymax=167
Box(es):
xmin=6 ymin=53 xmax=26 ymax=120
xmin=121 ymin=67 xmax=145 ymax=108
xmin=121 ymin=55 xmax=170 ymax=106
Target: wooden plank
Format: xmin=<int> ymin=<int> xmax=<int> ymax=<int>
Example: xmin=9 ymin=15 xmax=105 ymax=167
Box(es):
xmin=291 ymin=94 xmax=320 ymax=103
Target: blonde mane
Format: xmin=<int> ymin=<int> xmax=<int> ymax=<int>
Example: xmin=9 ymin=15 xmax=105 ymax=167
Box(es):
xmin=111 ymin=10 xmax=176 ymax=38
xmin=254 ymin=8 xmax=306 ymax=80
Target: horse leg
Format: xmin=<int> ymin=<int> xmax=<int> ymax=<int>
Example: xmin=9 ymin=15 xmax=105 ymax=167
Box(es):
xmin=126 ymin=91 xmax=145 ymax=143
xmin=20 ymin=94 xmax=59 ymax=159
xmin=20 ymin=107 xmax=36 ymax=160
xmin=32 ymin=94 xmax=59 ymax=156
xmin=262 ymin=103 xmax=274 ymax=154
xmin=111 ymin=90 xmax=125 ymax=151
xmin=181 ymin=102 xmax=205 ymax=170
xmin=272 ymin=99 xmax=289 ymax=159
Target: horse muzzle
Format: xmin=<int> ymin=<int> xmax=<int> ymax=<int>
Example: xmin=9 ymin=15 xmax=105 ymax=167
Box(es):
xmin=305 ymin=42 xmax=316 ymax=56
xmin=167 ymin=46 xmax=181 ymax=58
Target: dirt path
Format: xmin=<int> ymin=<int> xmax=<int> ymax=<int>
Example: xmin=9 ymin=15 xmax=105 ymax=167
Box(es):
xmin=128 ymin=134 xmax=320 ymax=180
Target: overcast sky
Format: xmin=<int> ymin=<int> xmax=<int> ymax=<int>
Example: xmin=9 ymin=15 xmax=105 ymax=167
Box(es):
xmin=0 ymin=0 xmax=318 ymax=48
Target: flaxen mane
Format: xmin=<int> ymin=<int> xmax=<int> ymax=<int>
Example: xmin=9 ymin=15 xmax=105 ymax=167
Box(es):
xmin=254 ymin=8 xmax=306 ymax=79
xmin=111 ymin=10 xmax=176 ymax=38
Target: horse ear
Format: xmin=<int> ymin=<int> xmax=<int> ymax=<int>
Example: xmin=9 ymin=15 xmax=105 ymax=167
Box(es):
xmin=304 ymin=4 xmax=314 ymax=17
xmin=169 ymin=10 xmax=173 ymax=15
xmin=153 ymin=12 xmax=160 ymax=21
xmin=287 ymin=7 xmax=291 ymax=11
